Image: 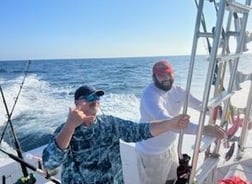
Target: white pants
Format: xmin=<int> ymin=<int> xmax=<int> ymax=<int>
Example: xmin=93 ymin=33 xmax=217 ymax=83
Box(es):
xmin=136 ymin=147 xmax=178 ymax=184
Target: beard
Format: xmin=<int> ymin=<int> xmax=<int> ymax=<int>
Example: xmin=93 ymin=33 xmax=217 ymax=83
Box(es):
xmin=154 ymin=76 xmax=174 ymax=91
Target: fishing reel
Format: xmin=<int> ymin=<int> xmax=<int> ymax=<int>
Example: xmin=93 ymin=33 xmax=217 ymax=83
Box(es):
xmin=15 ymin=173 xmax=36 ymax=184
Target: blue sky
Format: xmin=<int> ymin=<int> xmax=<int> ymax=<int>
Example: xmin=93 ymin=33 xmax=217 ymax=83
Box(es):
xmin=0 ymin=0 xmax=251 ymax=60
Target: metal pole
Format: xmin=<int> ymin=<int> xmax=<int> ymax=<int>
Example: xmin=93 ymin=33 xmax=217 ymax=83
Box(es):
xmin=237 ymin=81 xmax=252 ymax=159
xmin=177 ymin=0 xmax=204 ymax=159
xmin=189 ymin=0 xmax=226 ymax=183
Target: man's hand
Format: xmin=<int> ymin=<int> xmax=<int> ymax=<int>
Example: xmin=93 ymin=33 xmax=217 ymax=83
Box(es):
xmin=55 ymin=107 xmax=96 ymax=150
xmin=204 ymin=125 xmax=226 ymax=139
xmin=170 ymin=114 xmax=190 ymax=129
xmin=66 ymin=107 xmax=96 ymax=129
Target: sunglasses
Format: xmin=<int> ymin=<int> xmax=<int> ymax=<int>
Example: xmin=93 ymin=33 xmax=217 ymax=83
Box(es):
xmin=79 ymin=94 xmax=100 ymax=102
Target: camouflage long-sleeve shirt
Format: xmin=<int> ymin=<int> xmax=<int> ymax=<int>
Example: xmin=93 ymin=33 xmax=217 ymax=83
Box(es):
xmin=42 ymin=115 xmax=153 ymax=184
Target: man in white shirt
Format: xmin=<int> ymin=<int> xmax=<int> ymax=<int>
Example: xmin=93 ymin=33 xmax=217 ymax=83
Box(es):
xmin=135 ymin=60 xmax=224 ymax=184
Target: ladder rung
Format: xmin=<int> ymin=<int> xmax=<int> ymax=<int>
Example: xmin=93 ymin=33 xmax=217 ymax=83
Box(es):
xmin=226 ymin=1 xmax=252 ymax=14
xmin=208 ymin=91 xmax=234 ymax=108
xmin=198 ymin=32 xmax=214 ymax=38
xmin=195 ymin=157 xmax=220 ymax=184
xmin=191 ymin=136 xmax=216 ymax=152
xmin=226 ymin=31 xmax=239 ymax=37
xmin=216 ymin=53 xmax=242 ymax=63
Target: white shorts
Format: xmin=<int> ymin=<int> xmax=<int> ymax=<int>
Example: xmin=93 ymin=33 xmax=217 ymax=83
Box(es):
xmin=136 ymin=147 xmax=178 ymax=184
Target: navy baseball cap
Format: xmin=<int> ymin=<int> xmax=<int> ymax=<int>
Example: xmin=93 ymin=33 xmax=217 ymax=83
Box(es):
xmin=74 ymin=85 xmax=104 ymax=100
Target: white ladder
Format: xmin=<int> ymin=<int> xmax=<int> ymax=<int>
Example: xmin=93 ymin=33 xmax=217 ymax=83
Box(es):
xmin=178 ymin=0 xmax=252 ymax=183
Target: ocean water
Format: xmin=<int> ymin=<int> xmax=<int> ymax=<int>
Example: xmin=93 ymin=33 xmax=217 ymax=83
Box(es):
xmin=0 ymin=54 xmax=251 ymax=156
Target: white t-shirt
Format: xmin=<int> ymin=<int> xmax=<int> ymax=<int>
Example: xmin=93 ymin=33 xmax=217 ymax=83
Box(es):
xmin=135 ymin=83 xmax=202 ymax=154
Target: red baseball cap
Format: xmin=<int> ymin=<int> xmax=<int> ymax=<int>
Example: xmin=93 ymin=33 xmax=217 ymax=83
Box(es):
xmin=152 ymin=60 xmax=174 ymax=76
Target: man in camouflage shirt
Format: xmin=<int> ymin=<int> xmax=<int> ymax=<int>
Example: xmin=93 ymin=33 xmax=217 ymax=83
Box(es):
xmin=42 ymin=85 xmax=191 ymax=184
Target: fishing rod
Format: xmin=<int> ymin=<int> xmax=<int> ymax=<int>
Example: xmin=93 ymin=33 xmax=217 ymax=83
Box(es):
xmin=0 ymin=86 xmax=29 ymax=177
xmin=0 ymin=148 xmax=61 ymax=184
xmin=0 ymin=61 xmax=61 ymax=184
xmin=10 ymin=60 xmax=31 ymax=118
xmin=0 ymin=60 xmax=31 ymax=143
xmin=0 ymin=61 xmax=31 ymax=177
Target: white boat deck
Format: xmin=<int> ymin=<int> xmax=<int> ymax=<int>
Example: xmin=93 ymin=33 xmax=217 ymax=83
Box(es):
xmin=1 ymin=131 xmax=252 ymax=184
xmin=0 ymin=141 xmax=140 ymax=184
